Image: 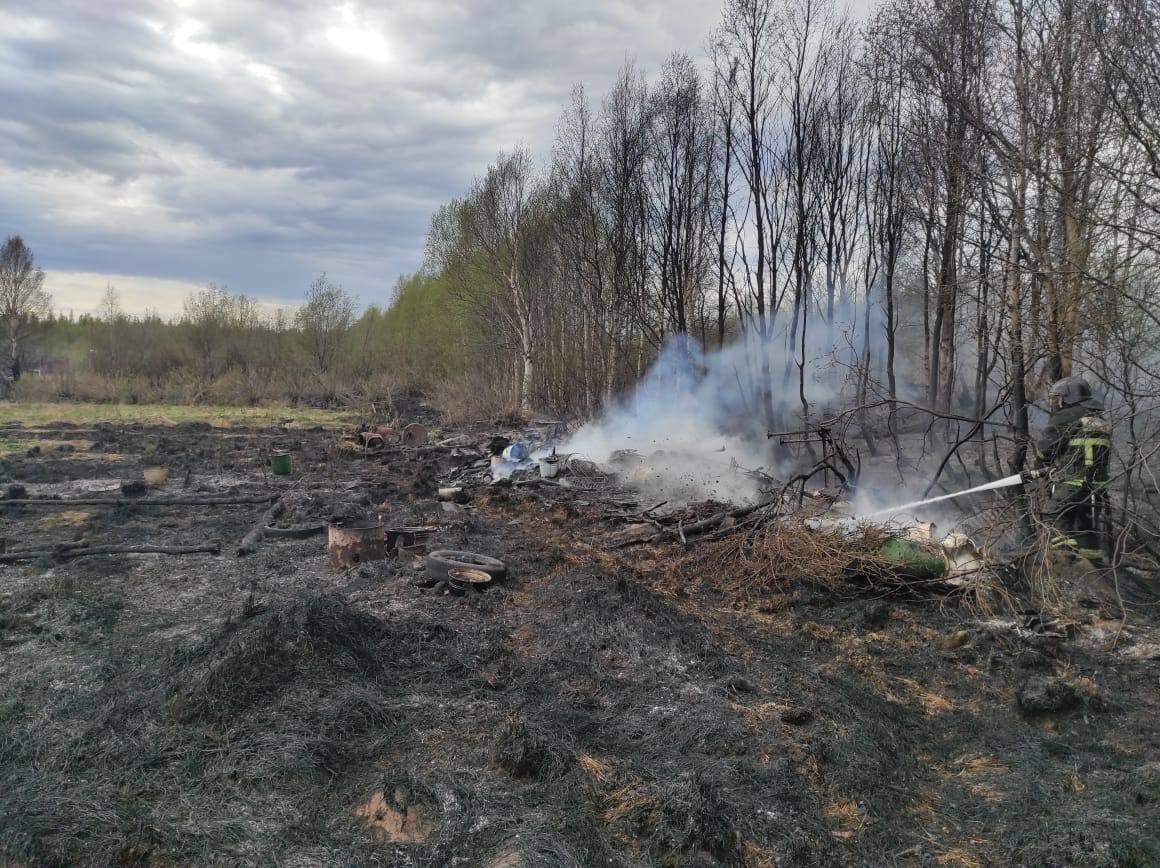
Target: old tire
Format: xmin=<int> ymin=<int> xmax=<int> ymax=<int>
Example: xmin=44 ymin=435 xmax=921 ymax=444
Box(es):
xmin=426 ymin=550 xmax=506 ymax=583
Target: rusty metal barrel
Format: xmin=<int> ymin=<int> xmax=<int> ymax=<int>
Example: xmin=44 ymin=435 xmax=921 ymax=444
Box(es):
xmin=327 ymin=521 xmax=385 ymax=569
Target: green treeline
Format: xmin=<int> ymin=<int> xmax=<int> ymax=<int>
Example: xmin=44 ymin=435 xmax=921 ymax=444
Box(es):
xmin=15 ymin=273 xmax=485 ymax=415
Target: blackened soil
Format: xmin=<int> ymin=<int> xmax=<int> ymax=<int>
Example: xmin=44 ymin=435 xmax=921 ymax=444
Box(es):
xmin=0 ymin=420 xmax=1157 ymax=867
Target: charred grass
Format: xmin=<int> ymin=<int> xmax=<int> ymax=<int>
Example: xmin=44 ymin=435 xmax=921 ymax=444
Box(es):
xmin=0 ymin=421 xmax=1158 ymax=866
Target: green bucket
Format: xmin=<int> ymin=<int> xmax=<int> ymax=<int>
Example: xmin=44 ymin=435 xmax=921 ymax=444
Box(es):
xmin=270 ymin=451 xmax=293 ymax=475
xmin=878 ymin=538 xmax=948 ymax=579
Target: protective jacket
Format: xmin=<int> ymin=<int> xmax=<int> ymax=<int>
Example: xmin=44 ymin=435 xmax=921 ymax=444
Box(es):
xmin=1035 ymin=404 xmax=1111 ymax=487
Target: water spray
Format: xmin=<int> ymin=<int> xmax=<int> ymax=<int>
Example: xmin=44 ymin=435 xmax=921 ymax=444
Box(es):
xmin=860 ymin=470 xmax=1042 ymax=520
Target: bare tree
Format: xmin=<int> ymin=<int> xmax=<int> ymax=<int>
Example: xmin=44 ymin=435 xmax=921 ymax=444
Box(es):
xmin=597 ymin=63 xmax=654 ymax=379
xmin=552 ymin=84 xmax=610 ymax=410
xmin=644 ymin=52 xmax=715 ymax=338
xmin=906 ymin=0 xmax=991 ymax=412
xmin=864 ymin=5 xmax=910 ymax=404
xmin=715 ymin=0 xmax=781 ymax=431
xmin=0 ymin=235 xmax=51 ymax=392
xmin=711 ymin=50 xmax=741 ymax=349
xmin=428 ymin=148 xmax=544 ymax=411
xmin=296 ymin=274 xmax=355 ymax=376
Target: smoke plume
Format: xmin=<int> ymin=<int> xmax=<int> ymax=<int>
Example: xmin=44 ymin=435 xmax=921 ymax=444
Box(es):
xmin=564 ymin=307 xmax=880 ymax=505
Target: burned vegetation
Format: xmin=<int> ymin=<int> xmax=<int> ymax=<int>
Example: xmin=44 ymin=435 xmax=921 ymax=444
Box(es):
xmin=1 ymin=411 xmax=1158 ymax=868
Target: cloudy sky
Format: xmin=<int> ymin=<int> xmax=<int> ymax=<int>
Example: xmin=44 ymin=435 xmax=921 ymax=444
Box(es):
xmin=0 ymin=0 xmax=739 ymax=318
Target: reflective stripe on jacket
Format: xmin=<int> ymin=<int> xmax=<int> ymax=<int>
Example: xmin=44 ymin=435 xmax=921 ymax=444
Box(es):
xmin=1036 ymin=407 xmax=1111 ymax=486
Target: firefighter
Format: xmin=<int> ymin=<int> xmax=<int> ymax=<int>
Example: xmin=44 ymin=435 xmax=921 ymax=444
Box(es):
xmin=1035 ymin=376 xmax=1112 ymax=561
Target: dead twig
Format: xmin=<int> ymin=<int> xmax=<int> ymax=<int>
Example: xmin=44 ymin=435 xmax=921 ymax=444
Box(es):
xmin=262 ymin=524 xmax=327 ymax=539
xmin=1108 ymin=523 xmax=1132 ymax=652
xmin=3 ymin=494 xmax=278 ymax=507
xmin=652 ymin=501 xmax=776 ymax=544
xmin=0 ymin=542 xmax=221 ymax=563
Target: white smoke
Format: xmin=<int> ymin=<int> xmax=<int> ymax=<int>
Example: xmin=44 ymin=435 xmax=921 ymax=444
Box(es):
xmin=564 ymin=311 xmax=879 ymax=506
xmin=563 ymin=336 xmax=771 ymax=505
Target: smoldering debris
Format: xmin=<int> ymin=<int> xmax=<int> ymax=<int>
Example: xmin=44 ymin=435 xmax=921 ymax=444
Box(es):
xmin=563 ymin=337 xmax=773 ymax=505
xmin=562 ymin=305 xmax=891 ymax=506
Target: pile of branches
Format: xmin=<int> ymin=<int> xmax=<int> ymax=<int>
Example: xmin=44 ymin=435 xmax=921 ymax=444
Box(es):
xmin=678 ymin=520 xmax=950 ymax=599
xmin=606 ymin=499 xmax=781 ymax=547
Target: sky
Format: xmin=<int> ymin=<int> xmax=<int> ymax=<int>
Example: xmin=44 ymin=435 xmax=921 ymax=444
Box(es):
xmin=0 ymin=0 xmax=732 ymax=318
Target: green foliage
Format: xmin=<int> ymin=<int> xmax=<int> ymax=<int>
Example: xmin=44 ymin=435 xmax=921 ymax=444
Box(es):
xmin=0 ymin=435 xmax=34 ymax=457
xmin=10 ymin=266 xmax=492 ymax=411
xmin=376 ymin=270 xmax=479 ymax=386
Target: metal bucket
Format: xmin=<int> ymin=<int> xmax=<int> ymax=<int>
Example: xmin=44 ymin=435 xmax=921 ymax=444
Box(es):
xmin=270 ymin=451 xmax=292 ymax=475
xmin=328 ymin=521 xmax=385 ymax=568
xmin=538 ymin=457 xmax=559 ymax=479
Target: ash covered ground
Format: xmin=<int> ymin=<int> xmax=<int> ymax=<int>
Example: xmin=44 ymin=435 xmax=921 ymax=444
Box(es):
xmin=1 ymin=413 xmax=1158 ymax=867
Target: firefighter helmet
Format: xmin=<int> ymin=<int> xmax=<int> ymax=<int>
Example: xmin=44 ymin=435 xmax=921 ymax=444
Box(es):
xmin=1048 ymin=376 xmax=1102 ymax=410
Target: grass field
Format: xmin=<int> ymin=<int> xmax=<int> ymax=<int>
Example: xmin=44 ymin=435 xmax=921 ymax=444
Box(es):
xmin=0 ymin=435 xmax=34 ymax=457
xmin=0 ymin=401 xmax=357 ymax=429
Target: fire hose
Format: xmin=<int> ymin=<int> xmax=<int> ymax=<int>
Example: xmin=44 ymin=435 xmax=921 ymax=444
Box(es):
xmin=862 ymin=469 xmax=1045 ymax=519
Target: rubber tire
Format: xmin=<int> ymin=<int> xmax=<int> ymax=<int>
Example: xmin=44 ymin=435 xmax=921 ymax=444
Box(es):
xmin=425 ymin=550 xmax=506 ymax=583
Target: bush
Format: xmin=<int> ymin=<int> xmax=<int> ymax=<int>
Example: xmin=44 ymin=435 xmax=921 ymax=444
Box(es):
xmin=431 ymin=370 xmax=522 ymax=426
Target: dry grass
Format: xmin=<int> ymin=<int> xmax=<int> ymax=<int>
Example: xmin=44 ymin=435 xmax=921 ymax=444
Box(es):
xmin=601 ymin=782 xmax=659 ymax=825
xmin=824 ymin=798 xmax=866 ymax=831
xmin=430 ymin=372 xmax=523 ymax=427
xmin=741 ymin=840 xmax=780 ymax=868
xmin=953 ymin=755 xmax=1009 ymax=804
xmin=0 ymin=435 xmax=34 ymax=457
xmin=577 ymin=753 xmax=615 ymax=784
xmin=729 ymin=701 xmax=789 ymax=727
xmin=936 ymin=843 xmax=987 ymax=867
xmin=906 ymin=786 xmax=942 ymax=825
xmin=680 ymin=520 xmax=896 ymax=597
xmin=0 ymin=437 xmax=94 ymax=456
xmin=354 ymin=789 xmax=435 ymax=844
xmin=35 ymin=511 xmax=93 ymax=530
xmin=0 ymin=401 xmax=354 ymax=429
xmin=895 ymin=676 xmax=957 ymax=717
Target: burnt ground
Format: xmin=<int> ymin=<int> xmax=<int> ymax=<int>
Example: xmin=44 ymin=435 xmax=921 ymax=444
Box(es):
xmin=1 ymin=418 xmax=1158 ymax=867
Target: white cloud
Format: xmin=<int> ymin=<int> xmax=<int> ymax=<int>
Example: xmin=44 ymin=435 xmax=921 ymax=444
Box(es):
xmin=327 ymin=3 xmax=392 ymax=64
xmin=48 ymin=271 xmax=208 ymax=319
xmin=47 ymin=270 xmax=290 ymax=320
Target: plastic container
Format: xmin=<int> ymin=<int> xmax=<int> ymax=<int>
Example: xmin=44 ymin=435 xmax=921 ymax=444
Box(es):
xmin=538 ymin=457 xmax=559 ymax=479
xmin=502 ymin=443 xmax=529 ymax=462
xmin=270 ymin=451 xmax=292 ymax=475
xmin=878 ymin=538 xmax=948 ymax=578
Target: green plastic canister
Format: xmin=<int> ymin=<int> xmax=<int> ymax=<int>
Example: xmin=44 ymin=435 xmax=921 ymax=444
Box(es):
xmin=878 ymin=538 xmax=948 ymax=578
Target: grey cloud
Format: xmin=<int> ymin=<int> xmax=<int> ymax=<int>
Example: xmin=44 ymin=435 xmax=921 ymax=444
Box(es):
xmin=0 ymin=0 xmax=723 ymax=310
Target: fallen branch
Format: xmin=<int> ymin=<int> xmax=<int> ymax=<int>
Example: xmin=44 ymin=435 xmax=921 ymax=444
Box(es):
xmin=262 ymin=524 xmax=326 ymax=539
xmin=2 ymin=494 xmax=278 ymax=507
xmin=237 ymin=495 xmax=289 ymax=556
xmin=675 ymin=510 xmax=727 ymax=537
xmin=0 ymin=542 xmax=221 ymax=564
xmin=689 ymin=510 xmax=771 ymax=545
xmin=654 ymin=501 xmax=775 ymax=544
